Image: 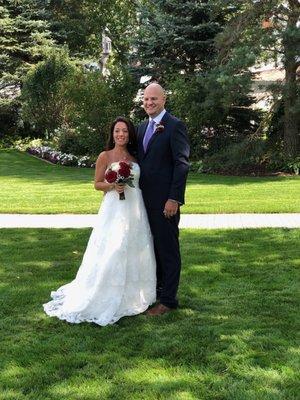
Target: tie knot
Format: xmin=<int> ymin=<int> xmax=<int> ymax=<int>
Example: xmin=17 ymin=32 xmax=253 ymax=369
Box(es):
xmin=150 ymin=120 xmax=156 ymax=128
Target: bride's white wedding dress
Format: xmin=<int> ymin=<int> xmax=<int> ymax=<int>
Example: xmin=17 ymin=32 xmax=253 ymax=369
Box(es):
xmin=43 ymin=162 xmax=156 ymax=326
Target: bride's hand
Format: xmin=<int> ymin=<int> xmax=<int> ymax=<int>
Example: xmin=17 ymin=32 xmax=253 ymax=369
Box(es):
xmin=114 ymin=183 xmax=125 ymax=194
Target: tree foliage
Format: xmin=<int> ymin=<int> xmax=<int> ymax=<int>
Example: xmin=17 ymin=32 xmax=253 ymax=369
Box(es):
xmin=0 ymin=0 xmax=139 ymax=83
xmin=46 ymin=0 xmax=138 ymax=62
xmin=2 ymin=0 xmax=298 ymax=170
xmin=134 ymin=0 xmax=225 ymax=77
xmin=0 ymin=0 xmax=55 ymax=83
xmin=58 ymin=65 xmax=136 ymax=156
xmin=22 ymin=49 xmax=77 ymax=134
xmin=215 ymin=0 xmax=300 ymax=158
xmin=21 ymin=49 xmax=136 ymax=155
xmin=133 ymin=0 xmax=262 ymax=159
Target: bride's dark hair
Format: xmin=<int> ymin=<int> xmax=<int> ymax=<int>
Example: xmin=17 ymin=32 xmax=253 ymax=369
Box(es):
xmin=106 ymin=116 xmax=137 ymax=157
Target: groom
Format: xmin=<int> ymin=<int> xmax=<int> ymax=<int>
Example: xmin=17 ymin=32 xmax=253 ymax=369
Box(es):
xmin=137 ymin=83 xmax=190 ymax=315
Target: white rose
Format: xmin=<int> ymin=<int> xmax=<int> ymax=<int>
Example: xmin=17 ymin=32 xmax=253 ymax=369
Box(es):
xmin=110 ymin=162 xmax=119 ymax=172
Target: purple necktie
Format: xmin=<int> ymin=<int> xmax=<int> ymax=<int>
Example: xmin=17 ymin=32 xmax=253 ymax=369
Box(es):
xmin=143 ymin=119 xmax=156 ymax=152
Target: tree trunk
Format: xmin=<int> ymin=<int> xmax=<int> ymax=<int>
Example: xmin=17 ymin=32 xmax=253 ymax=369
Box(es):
xmin=283 ymin=4 xmax=300 ymax=158
xmin=284 ymin=55 xmax=299 ymax=158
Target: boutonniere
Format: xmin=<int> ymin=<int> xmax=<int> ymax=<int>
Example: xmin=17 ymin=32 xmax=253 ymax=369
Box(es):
xmin=155 ymin=121 xmax=164 ymax=133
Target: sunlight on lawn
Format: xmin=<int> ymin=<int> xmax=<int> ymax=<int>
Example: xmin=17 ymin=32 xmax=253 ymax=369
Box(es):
xmin=0 ymin=228 xmax=299 ymax=399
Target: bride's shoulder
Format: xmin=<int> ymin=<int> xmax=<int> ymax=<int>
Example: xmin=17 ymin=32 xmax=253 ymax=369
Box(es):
xmin=96 ymin=151 xmax=109 ymax=168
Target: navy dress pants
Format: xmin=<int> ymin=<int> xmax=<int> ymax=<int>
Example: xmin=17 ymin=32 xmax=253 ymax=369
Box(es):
xmin=146 ymin=208 xmax=181 ymax=309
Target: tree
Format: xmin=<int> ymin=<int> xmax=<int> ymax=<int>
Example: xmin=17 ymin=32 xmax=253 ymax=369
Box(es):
xmin=0 ymin=0 xmax=139 ymax=83
xmin=0 ymin=1 xmax=56 ymax=139
xmin=22 ymin=50 xmax=77 ymax=134
xmin=56 ymin=65 xmax=136 ymax=156
xmin=46 ymin=0 xmax=139 ymax=63
xmin=1 ymin=0 xmax=139 ymax=140
xmin=0 ymin=0 xmax=55 ymax=83
xmin=132 ymin=1 xmax=261 ymax=159
xmin=215 ymin=0 xmax=300 ymax=158
xmin=133 ymin=0 xmax=224 ymax=78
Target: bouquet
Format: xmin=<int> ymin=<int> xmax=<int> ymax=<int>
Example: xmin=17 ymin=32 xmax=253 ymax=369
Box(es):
xmin=105 ymin=161 xmax=135 ymax=200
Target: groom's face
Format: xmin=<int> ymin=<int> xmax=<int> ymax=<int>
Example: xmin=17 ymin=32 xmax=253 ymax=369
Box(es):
xmin=143 ymin=86 xmax=166 ymax=118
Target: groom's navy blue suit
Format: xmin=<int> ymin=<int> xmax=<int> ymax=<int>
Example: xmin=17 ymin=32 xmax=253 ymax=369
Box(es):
xmin=137 ymin=111 xmax=190 ymax=308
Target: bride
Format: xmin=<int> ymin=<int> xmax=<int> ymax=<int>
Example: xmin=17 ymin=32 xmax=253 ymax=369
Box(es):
xmin=43 ymin=116 xmax=157 ymax=325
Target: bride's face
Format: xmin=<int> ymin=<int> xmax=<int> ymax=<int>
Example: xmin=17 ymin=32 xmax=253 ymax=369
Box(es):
xmin=113 ymin=122 xmax=129 ymax=146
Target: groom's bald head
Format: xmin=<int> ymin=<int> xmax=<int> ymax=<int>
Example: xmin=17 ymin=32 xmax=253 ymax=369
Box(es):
xmin=143 ymin=83 xmax=166 ymax=118
xmin=144 ymin=83 xmax=166 ymax=97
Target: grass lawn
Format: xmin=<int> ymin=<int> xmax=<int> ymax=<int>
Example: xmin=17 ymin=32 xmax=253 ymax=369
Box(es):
xmin=0 ymin=228 xmax=299 ymax=399
xmin=1 ymin=149 xmax=300 ymax=214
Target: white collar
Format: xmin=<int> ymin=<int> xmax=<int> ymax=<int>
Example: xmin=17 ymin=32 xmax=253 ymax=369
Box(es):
xmin=149 ymin=109 xmax=166 ymax=125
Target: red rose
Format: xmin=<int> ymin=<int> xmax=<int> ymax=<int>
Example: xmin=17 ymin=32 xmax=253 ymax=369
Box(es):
xmin=119 ymin=166 xmax=130 ymax=178
xmin=119 ymin=161 xmax=131 ymax=171
xmin=105 ymin=170 xmax=118 ymax=183
xmin=118 ymin=162 xmax=131 ymax=178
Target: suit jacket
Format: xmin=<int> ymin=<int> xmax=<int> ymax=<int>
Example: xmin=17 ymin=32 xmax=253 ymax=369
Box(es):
xmin=137 ymin=111 xmax=190 ymax=210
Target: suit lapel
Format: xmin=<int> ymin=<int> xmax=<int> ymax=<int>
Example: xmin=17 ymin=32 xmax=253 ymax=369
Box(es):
xmin=139 ymin=121 xmax=148 ymax=158
xmin=140 ymin=121 xmax=148 ymax=143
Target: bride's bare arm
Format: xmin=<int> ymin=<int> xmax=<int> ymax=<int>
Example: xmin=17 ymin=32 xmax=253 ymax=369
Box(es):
xmin=94 ymin=152 xmax=115 ymax=192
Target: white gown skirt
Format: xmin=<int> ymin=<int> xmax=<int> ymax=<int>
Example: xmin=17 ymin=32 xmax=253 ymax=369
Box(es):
xmin=43 ymin=172 xmax=157 ymax=326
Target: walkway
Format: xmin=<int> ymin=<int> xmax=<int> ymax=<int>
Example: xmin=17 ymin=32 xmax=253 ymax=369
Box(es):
xmin=1 ymin=214 xmax=300 ymax=229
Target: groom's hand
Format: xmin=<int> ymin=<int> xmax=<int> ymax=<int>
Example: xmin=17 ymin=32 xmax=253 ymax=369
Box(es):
xmin=163 ymin=199 xmax=178 ymax=218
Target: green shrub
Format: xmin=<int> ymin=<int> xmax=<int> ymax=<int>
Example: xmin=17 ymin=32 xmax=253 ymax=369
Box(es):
xmin=286 ymin=157 xmax=300 ymax=175
xmin=167 ymin=74 xmax=263 ymax=160
xmin=203 ymin=138 xmax=267 ymax=175
xmin=269 ymin=156 xmax=300 ymax=175
xmin=0 ymin=98 xmax=21 ymax=139
xmin=53 ymin=123 xmax=102 ymax=157
xmin=189 ymin=160 xmax=204 ymax=173
xmin=22 ymin=49 xmax=77 ymax=135
xmin=55 ymin=67 xmax=136 ymax=156
xmin=21 ymin=54 xmax=137 ymax=157
xmin=14 ymin=137 xmax=45 ymax=151
xmin=53 ymin=124 xmax=82 ymax=155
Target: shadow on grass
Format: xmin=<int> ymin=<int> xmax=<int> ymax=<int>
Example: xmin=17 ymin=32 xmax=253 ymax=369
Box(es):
xmin=0 ymin=228 xmax=299 ymax=399
xmin=0 ymin=149 xmax=94 ymax=185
